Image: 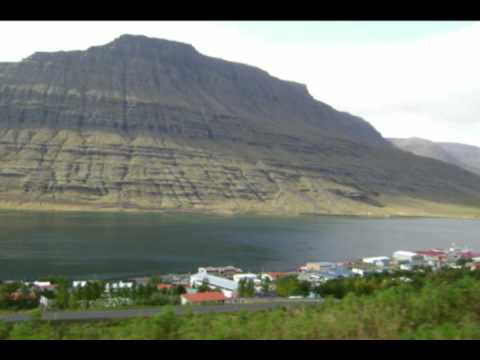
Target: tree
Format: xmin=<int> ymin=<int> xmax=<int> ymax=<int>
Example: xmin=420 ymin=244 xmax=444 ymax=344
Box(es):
xmin=261 ymin=277 xmax=272 ymax=294
xmin=275 ymin=275 xmax=310 ymax=297
xmin=197 ymin=280 xmax=211 ymax=293
xmin=149 ymin=276 xmax=161 ymax=286
xmin=55 ymin=282 xmax=70 ymax=310
xmin=173 ymin=285 xmax=186 ymax=295
xmin=238 ymin=279 xmax=255 ymax=298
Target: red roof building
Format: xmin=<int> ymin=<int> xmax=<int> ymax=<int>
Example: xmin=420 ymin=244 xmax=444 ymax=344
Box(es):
xmin=180 ymin=291 xmax=225 ymax=305
xmin=415 ymin=250 xmax=447 ymax=260
xmin=457 ymin=251 xmax=480 ymax=259
xmin=7 ymin=292 xmax=37 ymax=301
xmin=157 ymin=284 xmax=174 ymax=290
xmin=470 ymin=263 xmax=480 ymax=271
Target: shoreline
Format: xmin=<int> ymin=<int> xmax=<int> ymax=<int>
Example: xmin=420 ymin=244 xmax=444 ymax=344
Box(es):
xmin=0 ymin=202 xmax=479 ymax=221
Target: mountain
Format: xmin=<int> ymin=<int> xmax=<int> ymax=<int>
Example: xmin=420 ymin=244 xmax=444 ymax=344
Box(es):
xmin=437 ymin=142 xmax=480 ymax=176
xmin=390 ymin=138 xmax=480 ymax=177
xmin=388 ymin=138 xmax=460 ymax=164
xmin=1 ymin=34 xmax=480 ymax=217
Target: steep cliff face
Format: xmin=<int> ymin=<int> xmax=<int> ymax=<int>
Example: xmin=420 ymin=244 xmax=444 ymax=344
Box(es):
xmin=0 ymin=35 xmax=387 ymax=147
xmin=0 ymin=35 xmax=480 ymax=216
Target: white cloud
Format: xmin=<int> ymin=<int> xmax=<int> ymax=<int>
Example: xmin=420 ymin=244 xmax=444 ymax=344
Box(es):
xmin=265 ymin=23 xmax=480 ymax=147
xmin=0 ymin=21 xmax=479 ymax=146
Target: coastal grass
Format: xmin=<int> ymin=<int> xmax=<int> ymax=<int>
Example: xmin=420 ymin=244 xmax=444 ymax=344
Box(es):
xmin=0 ymin=194 xmax=479 ymax=219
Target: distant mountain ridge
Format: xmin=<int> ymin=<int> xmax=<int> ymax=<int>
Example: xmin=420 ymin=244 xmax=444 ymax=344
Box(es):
xmin=389 ymin=137 xmax=480 ymax=176
xmin=0 ymin=34 xmax=480 ymax=217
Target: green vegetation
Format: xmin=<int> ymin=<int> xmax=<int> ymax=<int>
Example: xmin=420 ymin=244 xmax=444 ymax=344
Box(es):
xmin=313 ymin=268 xmax=431 ymax=299
xmin=3 ymin=268 xmax=480 ymax=339
xmin=275 ymin=275 xmax=311 ymax=297
xmin=237 ymin=279 xmax=256 ymax=298
xmin=261 ymin=277 xmax=272 ymax=294
xmin=197 ymin=280 xmax=212 ymax=293
xmin=0 ymin=278 xmax=184 ymax=313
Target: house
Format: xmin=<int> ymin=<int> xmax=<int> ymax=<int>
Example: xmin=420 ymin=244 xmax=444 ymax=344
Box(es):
xmin=157 ymin=284 xmax=174 ymax=290
xmin=303 ymin=262 xmax=337 ymax=272
xmin=416 ymin=249 xmax=447 ymax=261
xmin=180 ymin=291 xmax=226 ymax=305
xmin=415 ymin=249 xmax=447 ymax=268
xmin=190 ymin=268 xmax=238 ymax=298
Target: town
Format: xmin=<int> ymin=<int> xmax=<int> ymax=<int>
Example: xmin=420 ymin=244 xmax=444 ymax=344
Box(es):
xmin=1 ymin=243 xmax=480 ymax=313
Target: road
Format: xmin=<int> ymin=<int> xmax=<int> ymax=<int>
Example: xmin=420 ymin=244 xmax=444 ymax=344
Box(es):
xmin=0 ymin=299 xmax=322 ymax=323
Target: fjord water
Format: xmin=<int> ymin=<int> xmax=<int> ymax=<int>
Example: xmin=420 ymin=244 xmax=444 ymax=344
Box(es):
xmin=0 ymin=210 xmax=479 ymax=280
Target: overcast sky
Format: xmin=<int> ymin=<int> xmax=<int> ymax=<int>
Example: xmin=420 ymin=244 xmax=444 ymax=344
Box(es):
xmin=1 ymin=21 xmax=479 ymax=146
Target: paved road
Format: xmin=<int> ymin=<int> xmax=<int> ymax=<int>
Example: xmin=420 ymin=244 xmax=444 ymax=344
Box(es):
xmin=0 ymin=299 xmax=322 ymax=323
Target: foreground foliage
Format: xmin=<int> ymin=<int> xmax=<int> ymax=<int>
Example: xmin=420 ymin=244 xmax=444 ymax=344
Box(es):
xmin=3 ymin=269 xmax=480 ymax=339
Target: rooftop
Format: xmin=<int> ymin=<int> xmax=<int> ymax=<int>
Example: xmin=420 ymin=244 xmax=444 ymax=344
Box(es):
xmin=416 ymin=250 xmax=447 ymax=257
xmin=192 ymin=270 xmax=238 ymax=291
xmin=157 ymin=284 xmax=174 ymax=290
xmin=181 ymin=292 xmax=225 ymax=303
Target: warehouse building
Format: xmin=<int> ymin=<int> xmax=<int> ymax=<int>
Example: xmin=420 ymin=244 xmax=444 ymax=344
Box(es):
xmin=190 ymin=268 xmax=238 ymax=298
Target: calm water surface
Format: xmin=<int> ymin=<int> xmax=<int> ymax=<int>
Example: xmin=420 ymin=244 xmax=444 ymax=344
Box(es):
xmin=0 ymin=210 xmax=479 ymax=280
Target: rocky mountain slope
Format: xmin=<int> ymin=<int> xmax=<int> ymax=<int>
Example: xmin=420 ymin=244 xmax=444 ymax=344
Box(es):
xmin=390 ymin=138 xmax=480 ymax=177
xmin=1 ymin=34 xmax=480 ymax=217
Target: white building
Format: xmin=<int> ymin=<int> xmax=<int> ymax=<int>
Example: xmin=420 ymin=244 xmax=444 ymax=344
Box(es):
xmin=393 ymin=250 xmax=417 ymax=261
xmin=233 ymin=273 xmax=258 ymax=283
xmin=351 ymin=268 xmax=373 ymax=277
xmin=303 ymin=262 xmax=337 ymax=272
xmin=363 ymin=256 xmax=390 ymax=267
xmin=73 ymin=281 xmax=88 ymax=288
xmin=31 ymin=281 xmax=56 ymax=291
xmin=190 ymin=268 xmax=238 ymax=298
xmin=105 ymin=281 xmax=134 ymax=292
xmin=39 ymin=295 xmax=52 ymax=308
xmin=393 ymin=251 xmax=424 ymax=266
xmin=197 ymin=266 xmax=243 ymax=278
